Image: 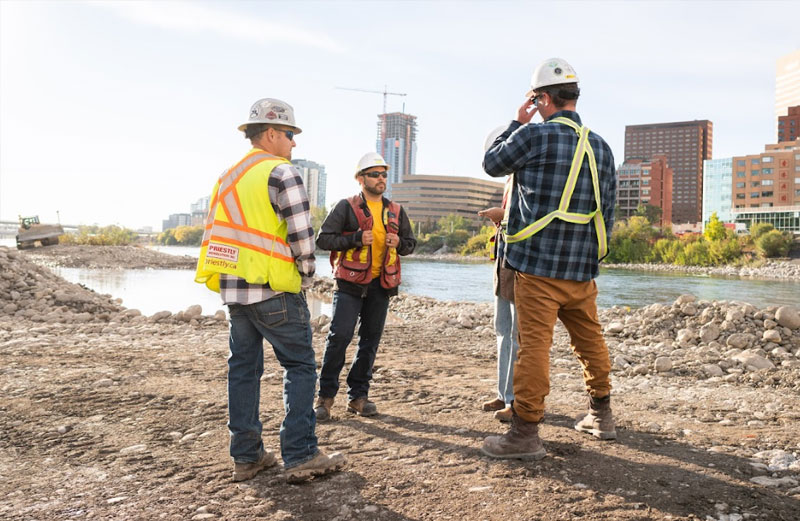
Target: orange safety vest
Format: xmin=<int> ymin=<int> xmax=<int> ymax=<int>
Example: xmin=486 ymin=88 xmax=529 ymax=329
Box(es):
xmin=330 ymin=194 xmax=402 ymax=289
xmin=194 ymin=150 xmax=301 ymax=293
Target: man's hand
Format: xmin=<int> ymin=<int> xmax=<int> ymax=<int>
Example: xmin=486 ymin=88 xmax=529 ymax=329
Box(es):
xmin=515 ymin=97 xmax=538 ymax=125
xmin=361 ymin=230 xmax=373 ymax=245
xmin=478 ymin=207 xmax=504 ymax=224
xmin=385 ymin=233 xmax=399 ymax=248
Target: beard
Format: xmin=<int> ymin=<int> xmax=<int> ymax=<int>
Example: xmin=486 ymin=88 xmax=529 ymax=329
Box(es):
xmin=363 ymin=182 xmax=386 ymax=196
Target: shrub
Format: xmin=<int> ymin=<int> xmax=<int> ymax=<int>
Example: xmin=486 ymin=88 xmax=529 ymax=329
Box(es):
xmin=649 ymin=238 xmax=682 ymax=263
xmin=445 ymin=229 xmax=471 ymax=250
xmin=749 ymin=222 xmax=774 ymax=240
xmin=676 ymin=239 xmax=712 ymax=266
xmin=461 ymin=226 xmax=495 ymax=256
xmin=61 ymin=225 xmax=138 ymax=246
xmin=756 ymin=230 xmax=791 ymax=258
xmin=415 ymin=234 xmax=445 ymax=254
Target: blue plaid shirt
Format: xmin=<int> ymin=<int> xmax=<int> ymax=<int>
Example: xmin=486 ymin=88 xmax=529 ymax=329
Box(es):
xmin=483 ymin=111 xmax=616 ymax=281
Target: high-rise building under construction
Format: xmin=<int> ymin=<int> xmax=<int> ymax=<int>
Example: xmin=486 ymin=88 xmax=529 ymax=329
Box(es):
xmin=377 ymin=112 xmax=417 ymax=195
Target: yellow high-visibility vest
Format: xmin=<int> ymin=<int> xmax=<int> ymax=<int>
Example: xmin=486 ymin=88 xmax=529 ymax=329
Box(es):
xmin=504 ymin=117 xmax=608 ymax=259
xmin=195 ymin=149 xmax=301 ymax=293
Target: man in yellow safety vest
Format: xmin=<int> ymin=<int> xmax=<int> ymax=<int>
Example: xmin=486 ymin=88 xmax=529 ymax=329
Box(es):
xmin=481 ymin=59 xmax=618 ymax=460
xmin=196 ymin=98 xmax=345 ymax=483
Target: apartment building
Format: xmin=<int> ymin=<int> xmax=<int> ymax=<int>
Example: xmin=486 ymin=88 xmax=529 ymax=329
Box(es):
xmin=778 ymin=105 xmax=800 ymax=143
xmin=624 ymin=120 xmax=713 ymax=224
xmin=377 ymin=112 xmax=417 ymax=196
xmin=616 ymin=155 xmax=673 ymax=226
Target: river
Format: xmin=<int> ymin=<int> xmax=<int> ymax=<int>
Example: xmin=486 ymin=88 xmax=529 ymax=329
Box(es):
xmin=4 ymin=242 xmax=798 ymax=316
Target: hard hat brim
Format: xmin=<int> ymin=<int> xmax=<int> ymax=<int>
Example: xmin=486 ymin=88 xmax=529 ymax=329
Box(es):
xmin=237 ymin=122 xmax=303 ymax=134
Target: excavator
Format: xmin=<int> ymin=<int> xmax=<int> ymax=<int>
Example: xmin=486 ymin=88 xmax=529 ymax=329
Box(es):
xmin=15 ymin=216 xmax=64 ymax=249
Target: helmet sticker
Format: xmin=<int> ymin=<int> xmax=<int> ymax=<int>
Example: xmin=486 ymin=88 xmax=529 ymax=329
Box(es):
xmin=266 ymin=111 xmax=277 ymax=120
xmin=250 ymin=108 xmax=259 ymax=118
xmin=272 ymin=106 xmax=286 ymax=113
xmin=554 ymin=67 xmax=562 ymax=75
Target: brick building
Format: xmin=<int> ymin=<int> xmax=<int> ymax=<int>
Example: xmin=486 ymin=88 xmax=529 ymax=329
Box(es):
xmin=778 ymin=105 xmax=799 ymax=143
xmin=616 ymin=155 xmax=673 ymax=226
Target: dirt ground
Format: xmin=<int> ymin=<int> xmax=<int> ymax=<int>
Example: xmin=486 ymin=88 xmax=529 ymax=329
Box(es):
xmin=1 ymin=247 xmax=799 ymax=520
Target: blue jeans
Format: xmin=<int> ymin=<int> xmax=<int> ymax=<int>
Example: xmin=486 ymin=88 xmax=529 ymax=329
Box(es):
xmin=319 ymin=279 xmax=389 ymax=401
xmin=227 ymin=292 xmax=318 ymax=469
xmin=495 ymin=295 xmax=519 ymax=404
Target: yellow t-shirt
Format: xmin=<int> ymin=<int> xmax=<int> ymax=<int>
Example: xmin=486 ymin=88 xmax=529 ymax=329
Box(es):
xmin=366 ymin=199 xmax=386 ymax=278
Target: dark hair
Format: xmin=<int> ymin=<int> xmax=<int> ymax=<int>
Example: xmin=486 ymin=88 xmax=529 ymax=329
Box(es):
xmin=245 ymin=123 xmax=270 ymax=140
xmin=537 ymin=82 xmax=580 ymax=109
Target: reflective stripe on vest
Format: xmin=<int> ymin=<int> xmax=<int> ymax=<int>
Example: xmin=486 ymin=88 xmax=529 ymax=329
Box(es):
xmin=194 ymin=151 xmax=301 ymax=293
xmin=504 ymin=117 xmax=608 ymax=259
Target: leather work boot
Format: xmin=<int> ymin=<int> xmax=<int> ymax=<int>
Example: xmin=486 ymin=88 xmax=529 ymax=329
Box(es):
xmin=494 ymin=406 xmax=513 ymax=423
xmin=315 ymin=396 xmax=334 ymax=422
xmin=482 ymin=398 xmax=505 ymax=412
xmin=285 ymin=451 xmax=347 ymax=484
xmin=481 ymin=410 xmax=546 ymax=460
xmin=574 ymin=395 xmax=617 ymax=440
xmin=347 ymin=397 xmax=378 ymax=417
xmin=232 ymin=450 xmax=278 ymax=482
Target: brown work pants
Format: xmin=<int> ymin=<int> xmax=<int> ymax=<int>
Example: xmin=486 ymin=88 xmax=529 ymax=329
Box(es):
xmin=513 ymin=272 xmax=611 ymax=423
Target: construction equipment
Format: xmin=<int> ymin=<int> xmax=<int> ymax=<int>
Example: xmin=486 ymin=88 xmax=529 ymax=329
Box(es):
xmin=335 ymin=85 xmax=406 ymax=114
xmin=16 ymin=216 xmax=64 ymax=249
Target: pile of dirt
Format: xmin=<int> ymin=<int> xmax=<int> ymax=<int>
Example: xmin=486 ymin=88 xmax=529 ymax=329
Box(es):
xmin=22 ymin=244 xmax=197 ymax=269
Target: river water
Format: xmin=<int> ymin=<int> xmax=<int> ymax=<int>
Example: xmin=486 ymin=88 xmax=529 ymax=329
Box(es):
xmin=4 ymin=242 xmax=798 ymax=316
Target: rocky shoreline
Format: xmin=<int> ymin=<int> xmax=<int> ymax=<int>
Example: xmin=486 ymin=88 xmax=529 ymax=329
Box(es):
xmin=603 ymin=260 xmax=800 ymax=282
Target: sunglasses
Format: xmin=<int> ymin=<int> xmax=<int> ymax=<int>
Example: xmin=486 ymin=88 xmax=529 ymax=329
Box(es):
xmin=361 ymin=171 xmax=388 ymax=179
xmin=282 ymin=129 xmax=295 ymax=141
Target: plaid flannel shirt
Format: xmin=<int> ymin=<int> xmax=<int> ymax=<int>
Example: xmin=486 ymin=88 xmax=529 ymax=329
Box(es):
xmin=483 ymin=111 xmax=616 ymax=281
xmin=219 ymin=161 xmax=315 ymax=305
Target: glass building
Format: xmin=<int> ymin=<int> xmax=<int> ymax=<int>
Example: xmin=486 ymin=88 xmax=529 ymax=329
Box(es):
xmin=702 ymin=157 xmax=733 ymax=229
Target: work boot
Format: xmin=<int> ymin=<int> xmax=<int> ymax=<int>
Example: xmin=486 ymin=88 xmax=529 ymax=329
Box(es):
xmin=494 ymin=406 xmax=513 ymax=423
xmin=481 ymin=409 xmax=546 ymax=460
xmin=232 ymin=450 xmax=277 ymax=482
xmin=285 ymin=451 xmax=347 ymax=484
xmin=347 ymin=397 xmax=378 ymax=417
xmin=574 ymin=395 xmax=617 ymax=440
xmin=482 ymin=398 xmax=505 ymax=412
xmin=315 ymin=396 xmax=334 ymax=422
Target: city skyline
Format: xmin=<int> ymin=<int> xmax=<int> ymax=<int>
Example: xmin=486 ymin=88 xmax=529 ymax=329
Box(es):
xmin=1 ymin=1 xmax=798 ymax=230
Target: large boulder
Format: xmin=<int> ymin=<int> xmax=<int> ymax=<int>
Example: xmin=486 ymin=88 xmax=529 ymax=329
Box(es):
xmin=775 ymin=306 xmax=800 ymax=330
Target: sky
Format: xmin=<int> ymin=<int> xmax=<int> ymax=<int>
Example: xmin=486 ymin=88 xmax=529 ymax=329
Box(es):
xmin=1 ymin=0 xmax=799 ymax=232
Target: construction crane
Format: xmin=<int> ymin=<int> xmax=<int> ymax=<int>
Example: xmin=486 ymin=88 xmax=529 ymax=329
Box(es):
xmin=335 ymin=85 xmax=407 ymax=114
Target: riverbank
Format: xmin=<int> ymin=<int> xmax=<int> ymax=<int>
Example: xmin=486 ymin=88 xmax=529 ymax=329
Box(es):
xmin=603 ymin=260 xmax=800 ymax=282
xmin=2 ymin=245 xmax=800 ymax=520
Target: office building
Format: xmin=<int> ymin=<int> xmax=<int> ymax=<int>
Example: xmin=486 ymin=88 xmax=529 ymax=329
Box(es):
xmin=390 ymin=175 xmax=503 ymax=231
xmin=778 ymin=105 xmax=800 ymax=142
xmin=162 ymin=213 xmax=192 ymax=231
xmin=702 ymin=158 xmax=733 ymax=227
xmin=377 ymin=112 xmax=417 ymax=195
xmin=775 ymin=50 xmax=800 ymax=138
xmin=624 ymin=120 xmax=713 ymax=224
xmin=731 ymin=139 xmax=800 ymax=233
xmin=291 ymin=159 xmax=327 ymax=208
xmin=616 ymin=156 xmax=673 ymax=226
xmin=190 ymin=196 xmax=210 ymax=226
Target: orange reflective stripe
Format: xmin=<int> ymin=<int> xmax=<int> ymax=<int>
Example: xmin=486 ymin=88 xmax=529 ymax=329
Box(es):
xmin=212 ymin=221 xmax=290 ymax=249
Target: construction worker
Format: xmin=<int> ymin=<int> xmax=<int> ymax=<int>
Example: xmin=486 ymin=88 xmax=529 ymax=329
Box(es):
xmin=314 ymin=152 xmax=416 ymax=420
xmin=479 ymin=127 xmax=518 ymax=423
xmin=481 ymin=59 xmax=618 ymax=460
xmin=195 ymin=98 xmax=345 ymax=483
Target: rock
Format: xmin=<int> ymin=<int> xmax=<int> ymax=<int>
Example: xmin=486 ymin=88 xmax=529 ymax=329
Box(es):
xmin=701 ymin=364 xmax=724 ymax=377
xmin=605 ymin=322 xmax=624 ymax=334
xmin=674 ymin=294 xmax=696 ymax=305
xmin=120 ymin=444 xmax=147 ymax=455
xmin=775 ymin=306 xmax=800 ymax=329
xmin=185 ymin=305 xmax=203 ymax=318
xmin=749 ymin=476 xmax=799 ymax=488
xmin=725 ymin=309 xmax=744 ymax=322
xmin=214 ymin=310 xmax=227 ymax=321
xmin=726 ymin=333 xmax=752 ymax=350
xmin=95 ymin=378 xmax=114 ymax=387
xmin=613 ymin=355 xmax=630 ymax=369
xmin=763 ymin=319 xmax=777 ymax=330
xmin=699 ymin=323 xmax=720 ymax=343
xmin=150 ymin=310 xmax=172 ymax=322
xmin=680 ymin=303 xmax=697 ymax=316
xmin=731 ymin=351 xmax=775 ymax=371
xmin=654 ymin=357 xmax=673 ymax=372
xmin=762 ymin=330 xmax=781 ymax=343
xmin=676 ymin=329 xmax=695 ymax=344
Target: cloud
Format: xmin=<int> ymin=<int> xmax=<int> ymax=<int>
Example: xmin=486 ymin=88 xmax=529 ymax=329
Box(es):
xmin=94 ymin=1 xmax=346 ymax=53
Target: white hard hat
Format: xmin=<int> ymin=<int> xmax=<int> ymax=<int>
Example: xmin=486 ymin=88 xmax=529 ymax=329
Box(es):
xmin=484 ymin=125 xmax=508 ymax=152
xmin=525 ymin=58 xmax=579 ymax=98
xmin=356 ymin=152 xmax=390 ymax=174
xmin=238 ymin=98 xmax=302 ymax=134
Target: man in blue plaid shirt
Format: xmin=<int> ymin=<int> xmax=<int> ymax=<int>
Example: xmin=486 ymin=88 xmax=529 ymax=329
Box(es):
xmin=481 ymin=59 xmax=618 ymax=460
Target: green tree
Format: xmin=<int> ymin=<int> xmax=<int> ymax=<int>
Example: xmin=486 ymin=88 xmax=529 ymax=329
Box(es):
xmin=634 ymin=203 xmax=663 ymax=226
xmin=173 ymin=225 xmax=204 ymax=245
xmin=749 ymin=222 xmax=774 ymax=240
xmin=311 ymin=206 xmax=329 ymax=235
xmin=461 ymin=226 xmax=496 ymax=256
xmin=703 ymin=212 xmax=727 ymax=242
xmin=437 ymin=214 xmax=468 ymax=233
xmin=158 ymin=229 xmax=178 ymax=245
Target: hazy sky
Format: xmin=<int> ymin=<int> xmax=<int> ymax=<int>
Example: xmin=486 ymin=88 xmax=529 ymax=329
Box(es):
xmin=1 ymin=0 xmax=798 ymax=231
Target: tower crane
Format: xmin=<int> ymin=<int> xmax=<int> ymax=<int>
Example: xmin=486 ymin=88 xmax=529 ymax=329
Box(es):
xmin=335 ymin=85 xmax=407 ymax=114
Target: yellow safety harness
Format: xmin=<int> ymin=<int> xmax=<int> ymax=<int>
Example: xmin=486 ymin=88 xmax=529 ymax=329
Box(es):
xmin=503 ymin=117 xmax=608 ymax=258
